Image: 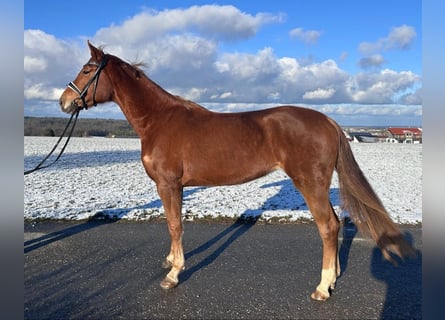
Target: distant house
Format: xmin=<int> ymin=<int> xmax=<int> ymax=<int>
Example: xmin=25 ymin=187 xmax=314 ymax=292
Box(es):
xmin=386 ymin=127 xmax=422 ymax=144
xmin=348 ymin=131 xmax=379 ymax=143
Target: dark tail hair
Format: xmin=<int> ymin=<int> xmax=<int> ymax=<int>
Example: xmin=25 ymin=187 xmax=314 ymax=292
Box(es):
xmin=332 ymin=121 xmax=415 ymax=262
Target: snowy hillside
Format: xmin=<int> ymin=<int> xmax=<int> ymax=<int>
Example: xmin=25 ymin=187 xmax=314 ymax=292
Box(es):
xmin=24 ymin=137 xmax=422 ymax=224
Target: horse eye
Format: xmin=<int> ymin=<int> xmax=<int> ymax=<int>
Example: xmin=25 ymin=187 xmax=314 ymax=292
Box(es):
xmin=82 ymin=69 xmax=91 ymax=75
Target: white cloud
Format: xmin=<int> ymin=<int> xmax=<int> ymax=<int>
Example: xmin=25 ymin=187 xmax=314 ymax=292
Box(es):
xmin=216 ymin=47 xmax=279 ymax=80
xmin=24 ymin=56 xmax=47 ymax=72
xmin=387 ymin=25 xmax=417 ymax=49
xmin=219 ymin=92 xmax=233 ymax=99
xmin=24 ymin=29 xmax=88 ymax=102
xmin=289 ymin=28 xmax=322 ymax=44
xmin=182 ymin=88 xmax=208 ymax=101
xmin=359 ymin=25 xmax=417 ymax=54
xmin=198 ymin=102 xmax=422 ymax=126
xmin=347 ymin=69 xmax=420 ymax=104
xmin=94 ymin=5 xmax=283 ymax=44
xmin=399 ymin=87 xmax=422 ymax=105
xmin=24 ymin=28 xmax=420 ymax=108
xmin=24 ymin=29 xmax=67 ymax=53
xmin=25 ymin=83 xmax=64 ymax=100
xmin=275 ymin=58 xmax=349 ymax=103
xmin=303 ymin=88 xmax=336 ymax=100
xmin=358 ymin=54 xmax=386 ymax=69
xmin=145 ymin=34 xmax=216 ymax=72
xmin=314 ymin=104 xmax=421 ymax=118
xmin=277 ymin=58 xmax=345 ymax=84
xmin=24 ymin=5 xmax=421 ymax=125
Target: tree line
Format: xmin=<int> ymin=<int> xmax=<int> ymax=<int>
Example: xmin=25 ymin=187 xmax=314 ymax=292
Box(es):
xmin=24 ymin=117 xmax=138 ymax=138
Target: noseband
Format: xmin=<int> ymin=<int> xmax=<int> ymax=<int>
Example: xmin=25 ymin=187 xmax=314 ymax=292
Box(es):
xmin=67 ymin=55 xmax=108 ymax=110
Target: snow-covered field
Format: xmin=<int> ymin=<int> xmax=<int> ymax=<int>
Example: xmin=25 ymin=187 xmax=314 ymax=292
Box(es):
xmin=24 ymin=136 xmax=422 ymax=224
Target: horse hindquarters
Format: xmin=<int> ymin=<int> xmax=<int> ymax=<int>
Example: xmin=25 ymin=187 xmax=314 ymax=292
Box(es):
xmin=277 ymin=118 xmax=341 ymax=300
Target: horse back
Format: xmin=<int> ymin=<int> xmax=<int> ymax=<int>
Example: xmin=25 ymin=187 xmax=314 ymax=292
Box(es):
xmin=141 ymin=105 xmax=338 ymax=186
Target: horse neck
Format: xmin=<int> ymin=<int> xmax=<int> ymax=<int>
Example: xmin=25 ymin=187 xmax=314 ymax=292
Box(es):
xmin=107 ymin=63 xmax=177 ymax=137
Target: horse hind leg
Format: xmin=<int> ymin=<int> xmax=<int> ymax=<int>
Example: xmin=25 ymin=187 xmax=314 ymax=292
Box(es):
xmin=295 ymin=180 xmax=340 ymax=301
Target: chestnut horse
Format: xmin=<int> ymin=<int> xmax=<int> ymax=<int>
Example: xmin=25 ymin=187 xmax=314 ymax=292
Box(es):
xmin=59 ymin=42 xmax=414 ymax=301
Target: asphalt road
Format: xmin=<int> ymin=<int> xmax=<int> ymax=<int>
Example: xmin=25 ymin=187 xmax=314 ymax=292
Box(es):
xmin=24 ymin=219 xmax=421 ymax=319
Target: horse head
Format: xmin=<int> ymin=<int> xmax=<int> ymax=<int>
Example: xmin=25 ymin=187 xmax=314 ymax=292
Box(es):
xmin=59 ymin=41 xmax=112 ymax=114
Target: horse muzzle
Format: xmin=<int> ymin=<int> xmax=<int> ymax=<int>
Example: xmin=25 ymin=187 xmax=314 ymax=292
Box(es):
xmin=59 ymin=95 xmax=83 ymax=114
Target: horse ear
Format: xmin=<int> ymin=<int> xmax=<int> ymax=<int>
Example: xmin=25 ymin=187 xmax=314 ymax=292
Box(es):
xmin=87 ymin=40 xmax=102 ymax=60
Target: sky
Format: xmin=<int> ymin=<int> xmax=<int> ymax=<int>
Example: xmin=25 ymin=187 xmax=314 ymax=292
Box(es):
xmin=24 ymin=0 xmax=422 ymax=126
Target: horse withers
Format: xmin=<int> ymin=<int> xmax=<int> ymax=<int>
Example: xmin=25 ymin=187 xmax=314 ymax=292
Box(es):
xmin=59 ymin=41 xmax=414 ymax=301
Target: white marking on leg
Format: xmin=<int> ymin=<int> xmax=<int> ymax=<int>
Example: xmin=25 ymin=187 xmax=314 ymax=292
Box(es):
xmin=315 ymin=268 xmax=337 ymax=298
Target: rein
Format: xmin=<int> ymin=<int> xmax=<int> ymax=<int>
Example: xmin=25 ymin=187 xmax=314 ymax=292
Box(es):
xmin=24 ymin=55 xmax=108 ymax=175
xmin=24 ymin=110 xmax=80 ymax=175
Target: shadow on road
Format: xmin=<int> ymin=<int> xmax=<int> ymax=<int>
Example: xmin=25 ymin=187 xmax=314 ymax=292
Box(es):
xmin=181 ymin=214 xmax=260 ymax=283
xmin=338 ymin=217 xmax=358 ymax=277
xmin=24 ymin=217 xmax=116 ymax=253
xmin=180 ymin=179 xmax=343 ymax=285
xmin=24 ymin=187 xmax=204 ymax=253
xmin=371 ymin=232 xmax=422 ymax=319
xmin=337 ymin=218 xmax=421 ymax=319
xmin=26 ymin=177 xmax=347 ymax=288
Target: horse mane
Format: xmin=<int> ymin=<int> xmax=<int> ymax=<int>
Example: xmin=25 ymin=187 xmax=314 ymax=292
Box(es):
xmin=127 ymin=62 xmax=207 ymax=111
xmin=100 ymin=47 xmax=208 ymax=112
xmin=130 ymin=62 xmax=149 ymax=80
xmin=125 ymin=62 xmax=207 ymax=111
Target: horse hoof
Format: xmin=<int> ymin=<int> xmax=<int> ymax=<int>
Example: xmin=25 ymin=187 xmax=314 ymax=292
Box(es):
xmin=160 ymin=278 xmax=178 ymax=290
xmin=311 ymin=289 xmax=330 ymax=301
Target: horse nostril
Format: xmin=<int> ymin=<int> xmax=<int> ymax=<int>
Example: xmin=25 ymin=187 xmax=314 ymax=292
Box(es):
xmin=59 ymin=98 xmax=64 ymax=107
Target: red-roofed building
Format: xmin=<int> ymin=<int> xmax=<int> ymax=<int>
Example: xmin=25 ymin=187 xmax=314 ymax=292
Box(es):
xmin=386 ymin=127 xmax=422 ymax=143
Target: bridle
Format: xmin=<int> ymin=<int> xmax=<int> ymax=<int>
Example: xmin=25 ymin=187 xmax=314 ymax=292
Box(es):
xmin=66 ymin=54 xmax=108 ymax=110
xmin=24 ymin=55 xmax=108 ymax=175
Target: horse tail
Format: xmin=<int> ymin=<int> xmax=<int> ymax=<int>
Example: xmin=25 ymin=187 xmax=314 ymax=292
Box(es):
xmin=330 ymin=119 xmax=415 ymax=262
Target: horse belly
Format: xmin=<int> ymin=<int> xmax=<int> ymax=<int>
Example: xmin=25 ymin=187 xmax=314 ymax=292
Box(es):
xmin=181 ymin=150 xmax=277 ymax=186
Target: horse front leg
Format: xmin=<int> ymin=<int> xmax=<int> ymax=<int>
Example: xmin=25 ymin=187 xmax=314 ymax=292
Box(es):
xmin=156 ymin=182 xmax=185 ymax=290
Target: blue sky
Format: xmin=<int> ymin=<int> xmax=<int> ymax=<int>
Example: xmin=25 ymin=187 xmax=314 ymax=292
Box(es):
xmin=24 ymin=0 xmax=421 ymax=126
